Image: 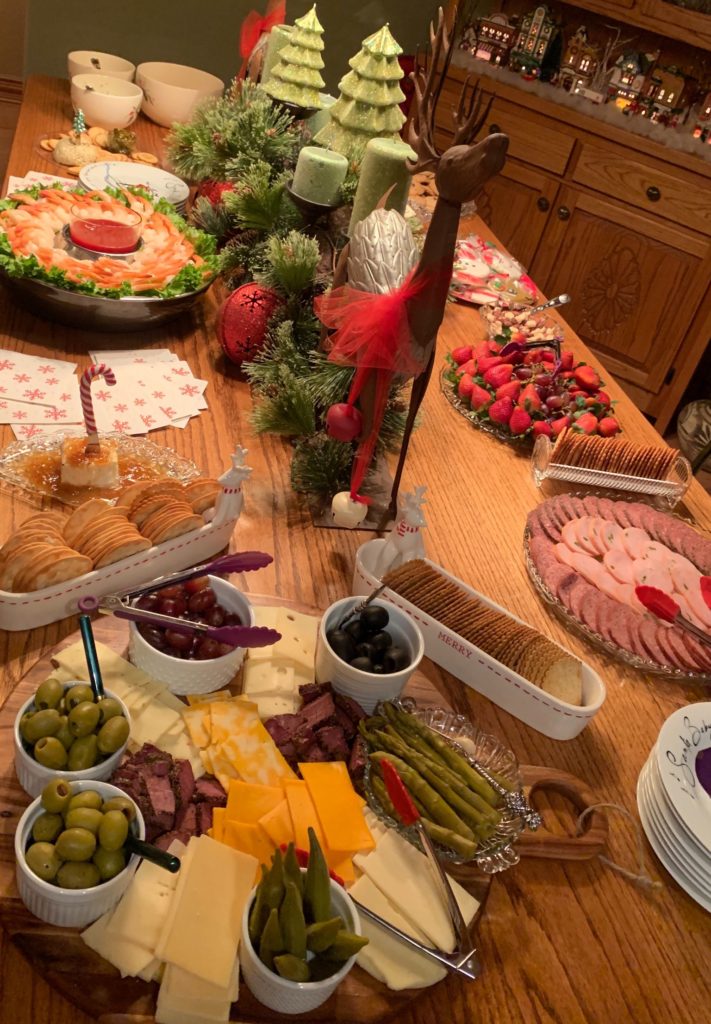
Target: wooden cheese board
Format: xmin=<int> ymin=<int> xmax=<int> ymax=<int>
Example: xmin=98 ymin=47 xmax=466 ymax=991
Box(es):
xmin=0 ymin=598 xmax=608 ymax=1024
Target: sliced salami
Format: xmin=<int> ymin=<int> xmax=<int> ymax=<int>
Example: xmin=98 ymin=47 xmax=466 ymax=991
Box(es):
xmin=677 ymin=534 xmax=711 ymax=576
xmin=665 ymin=627 xmax=704 ymax=672
xmin=582 ymin=495 xmax=602 ymax=518
xmin=623 ymin=503 xmax=651 ymax=531
xmin=526 ymin=509 xmax=546 ymax=538
xmin=655 ymin=627 xmax=687 ymax=671
xmin=557 ymin=573 xmax=581 ymax=613
xmin=568 ymin=496 xmax=588 ymax=518
xmin=608 ymin=605 xmax=636 ymax=653
xmin=638 ymin=618 xmax=669 ymax=667
xmin=579 ymin=588 xmax=602 ymax=635
xmin=595 ymin=497 xmax=617 ymax=521
xmin=595 ymin=594 xmax=619 ymax=645
xmin=538 ymin=504 xmax=562 ymax=543
xmin=548 ymin=496 xmax=571 ymax=530
xmin=681 ymin=634 xmax=711 ymax=673
xmin=644 ymin=508 xmax=679 ymax=550
xmin=558 ymin=493 xmax=580 ymax=523
xmin=568 ymin=577 xmax=590 ymax=621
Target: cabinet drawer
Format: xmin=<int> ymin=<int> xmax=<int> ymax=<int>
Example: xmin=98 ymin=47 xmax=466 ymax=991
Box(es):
xmin=572 ymin=143 xmax=711 ymax=235
xmin=476 ymin=98 xmax=574 ymax=177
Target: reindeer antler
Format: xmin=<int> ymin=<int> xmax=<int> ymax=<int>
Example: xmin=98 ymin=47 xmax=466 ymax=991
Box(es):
xmin=452 ymin=77 xmax=493 ymax=145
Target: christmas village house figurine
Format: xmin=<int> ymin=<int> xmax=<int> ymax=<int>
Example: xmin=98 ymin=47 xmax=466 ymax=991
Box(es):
xmin=608 ymin=51 xmax=658 ymax=108
xmin=693 ymin=89 xmax=711 ymax=142
xmin=640 ymin=66 xmax=695 ymax=123
xmin=468 ymin=14 xmax=517 ymax=67
xmin=509 ymin=5 xmax=556 ymax=75
xmin=559 ymin=26 xmax=599 ymax=93
xmin=319 ymin=7 xmax=509 ymax=527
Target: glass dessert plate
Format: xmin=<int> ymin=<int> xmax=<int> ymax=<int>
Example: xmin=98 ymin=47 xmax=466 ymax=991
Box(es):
xmin=440 ymin=365 xmax=533 ymax=451
xmin=0 ymin=430 xmax=200 ymax=507
xmin=363 ymin=698 xmax=524 ymax=874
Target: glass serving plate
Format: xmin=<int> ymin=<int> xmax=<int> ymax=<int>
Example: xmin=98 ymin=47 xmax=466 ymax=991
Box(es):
xmin=0 ymin=431 xmax=201 ymax=508
xmin=440 ymin=365 xmax=533 ymax=451
xmin=523 ymin=510 xmax=711 ymax=683
xmin=363 ymin=698 xmax=524 ymax=874
xmin=531 ymin=435 xmax=691 ymax=508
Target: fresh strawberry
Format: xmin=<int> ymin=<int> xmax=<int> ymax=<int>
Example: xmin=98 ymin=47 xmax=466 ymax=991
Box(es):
xmin=469 ymin=383 xmax=493 ymax=411
xmin=477 ymin=354 xmax=505 ymax=374
xmin=594 ymin=390 xmax=611 ymax=408
xmin=560 ymin=350 xmax=575 ymax=370
xmin=560 ymin=370 xmax=576 ymax=380
xmin=532 ymin=420 xmax=553 ymax=437
xmin=598 ymin=416 xmax=621 ymax=437
xmin=483 ymin=363 xmax=514 ymax=389
xmin=474 ymin=340 xmax=498 ymax=360
xmin=451 ymin=345 xmax=473 ymax=365
xmin=523 ymin=348 xmax=545 ymax=365
xmin=569 ymin=389 xmax=588 ymax=400
xmin=457 ymin=373 xmax=475 ymax=402
xmin=519 ymin=382 xmax=543 ymax=412
xmin=573 ymin=365 xmax=601 ymax=392
xmin=455 ymin=358 xmax=478 ymax=377
xmin=509 ymin=407 xmax=532 ymax=434
xmin=510 ymin=330 xmax=528 ymax=344
xmin=496 ymin=380 xmax=521 ymax=402
xmin=488 ymin=395 xmax=514 ymax=425
xmin=540 ymin=349 xmax=556 ymax=363
xmin=551 ymin=415 xmax=572 ymax=436
xmin=573 ymin=411 xmax=599 ymax=434
xmin=196 ymin=179 xmax=236 ymax=206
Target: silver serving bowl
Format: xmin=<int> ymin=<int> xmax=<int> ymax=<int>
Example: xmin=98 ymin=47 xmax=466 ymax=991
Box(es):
xmin=0 ymin=270 xmax=213 ymax=332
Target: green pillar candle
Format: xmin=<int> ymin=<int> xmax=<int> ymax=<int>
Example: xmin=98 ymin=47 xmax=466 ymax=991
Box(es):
xmin=292 ymin=145 xmax=348 ymax=205
xmin=306 ymin=94 xmax=336 ymax=136
xmin=348 ymin=137 xmax=416 ymax=236
xmin=261 ymin=24 xmax=293 ymax=85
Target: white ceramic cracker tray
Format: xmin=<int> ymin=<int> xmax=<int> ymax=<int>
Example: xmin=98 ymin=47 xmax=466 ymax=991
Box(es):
xmin=0 ymin=451 xmax=251 ymax=631
xmin=352 ymin=539 xmax=606 ymax=741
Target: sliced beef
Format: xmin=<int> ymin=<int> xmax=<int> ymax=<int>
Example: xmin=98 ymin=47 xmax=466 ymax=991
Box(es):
xmin=299 ymin=691 xmax=337 ymax=731
xmin=316 ymin=725 xmax=349 ymax=760
xmin=175 ymin=802 xmax=197 ymax=834
xmin=299 ymin=681 xmax=332 ymax=704
xmin=144 ymin=772 xmax=176 ymax=833
xmin=197 ymin=802 xmax=213 ymax=835
xmin=193 ymin=776 xmax=227 ymax=806
xmin=172 ymin=759 xmax=196 ymax=809
xmin=332 ymin=692 xmax=367 ymax=725
xmin=154 ymin=829 xmax=191 ymax=851
xmin=348 ymin=736 xmax=368 ymax=786
xmin=300 ymin=742 xmax=329 ymax=762
xmin=334 ymin=706 xmax=357 ymax=740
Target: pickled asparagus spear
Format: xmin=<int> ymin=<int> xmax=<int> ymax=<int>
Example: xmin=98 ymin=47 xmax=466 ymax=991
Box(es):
xmin=369 ymin=751 xmax=476 ymax=841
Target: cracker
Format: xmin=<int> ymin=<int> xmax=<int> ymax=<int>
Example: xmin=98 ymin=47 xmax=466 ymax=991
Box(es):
xmin=94 ymin=537 xmax=152 ymax=568
xmin=6 ymin=543 xmax=61 ymax=592
xmin=150 ymin=515 xmax=204 ymax=544
xmin=116 ymin=480 xmax=155 ymax=508
xmin=64 ymin=499 xmax=114 ymax=547
xmin=22 ymin=551 xmax=93 ymax=592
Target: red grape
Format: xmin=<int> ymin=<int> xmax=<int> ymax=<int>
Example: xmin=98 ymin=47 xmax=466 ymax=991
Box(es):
xmin=195 ymin=638 xmax=221 ymax=660
xmin=184 ymin=576 xmax=210 ymax=594
xmin=188 ymin=589 xmax=217 ymax=614
xmin=156 ymin=585 xmax=185 ymax=600
xmin=545 ymin=395 xmax=563 ymax=411
xmin=218 ymin=643 xmax=235 ymax=656
xmin=136 ymin=593 xmax=160 ymax=611
xmin=514 ymin=367 xmax=532 ymax=381
xmin=535 ymin=373 xmax=553 ymax=387
xmin=164 ymin=630 xmax=194 ymax=652
xmin=223 ymin=612 xmax=242 ymax=626
xmin=205 ymin=607 xmax=225 ymax=628
xmin=157 ymin=596 xmax=187 ymax=617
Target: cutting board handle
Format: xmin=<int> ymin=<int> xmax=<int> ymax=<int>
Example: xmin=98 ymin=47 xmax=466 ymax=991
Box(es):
xmin=516 ymin=764 xmax=608 ymax=860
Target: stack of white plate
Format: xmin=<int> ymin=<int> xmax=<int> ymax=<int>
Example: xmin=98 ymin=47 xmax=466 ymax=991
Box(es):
xmin=637 ymin=701 xmax=711 ymax=912
xmin=78 ymin=161 xmax=190 ymax=216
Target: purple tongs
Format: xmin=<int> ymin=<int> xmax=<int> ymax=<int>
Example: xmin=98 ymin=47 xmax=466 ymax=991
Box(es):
xmin=78 ymin=550 xmax=281 ymax=649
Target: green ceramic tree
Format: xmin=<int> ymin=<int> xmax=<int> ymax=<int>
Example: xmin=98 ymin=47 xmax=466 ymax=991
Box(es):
xmin=262 ymin=5 xmax=326 ymax=111
xmin=314 ymin=24 xmax=405 ymax=163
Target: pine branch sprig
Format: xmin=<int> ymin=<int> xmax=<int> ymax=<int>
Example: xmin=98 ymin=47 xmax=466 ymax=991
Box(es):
xmin=259 ymin=230 xmax=321 ymax=295
xmin=251 ymin=374 xmax=316 ymax=436
xmin=291 ymin=434 xmax=353 ymax=495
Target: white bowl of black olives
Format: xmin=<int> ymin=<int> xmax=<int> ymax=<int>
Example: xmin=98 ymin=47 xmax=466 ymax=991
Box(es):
xmin=15 ymin=777 xmax=144 ymax=928
xmin=14 ymin=678 xmax=131 ymax=799
xmin=316 ymin=598 xmax=424 ymax=713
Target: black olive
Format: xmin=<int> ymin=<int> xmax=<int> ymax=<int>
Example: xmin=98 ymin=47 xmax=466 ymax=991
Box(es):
xmin=350 ymin=656 xmax=374 ymax=672
xmin=383 ymin=645 xmax=411 ymax=673
xmin=372 ymin=663 xmax=386 ymax=674
xmin=356 ymin=641 xmax=377 ymax=662
xmin=370 ymin=630 xmax=393 ymax=655
xmin=361 ymin=605 xmax=389 ymax=632
xmin=344 ymin=618 xmax=367 ymax=643
xmin=326 ymin=629 xmax=357 ymax=663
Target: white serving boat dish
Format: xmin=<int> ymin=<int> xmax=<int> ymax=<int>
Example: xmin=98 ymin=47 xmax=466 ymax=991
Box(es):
xmin=0 ymin=449 xmax=251 ymax=631
xmin=352 ymin=539 xmax=606 ymax=741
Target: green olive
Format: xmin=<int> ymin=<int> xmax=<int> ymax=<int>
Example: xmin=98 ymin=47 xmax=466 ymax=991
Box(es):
xmin=97 ymin=698 xmax=123 ymax=725
xmin=98 ymin=810 xmax=128 ymax=852
xmin=57 ymin=698 xmax=67 ymax=715
xmin=93 ymin=846 xmax=126 ymax=881
xmin=40 ymin=778 xmax=72 ymax=815
xmin=25 ymin=841 xmax=62 ymax=882
xmin=55 ymin=826 xmax=96 ymax=862
xmin=34 ymin=736 xmax=68 ymax=770
xmin=57 ymin=861 xmax=101 ymax=889
xmin=31 ymin=811 xmax=64 ymax=843
xmin=55 ymin=715 xmax=74 ymax=751
xmin=101 ymin=796 xmax=136 ymax=823
xmin=34 ymin=677 xmax=64 ymax=710
xmin=68 ymin=701 xmax=101 ymax=738
xmin=67 ymin=734 xmax=98 ymax=771
xmin=65 ymin=807 xmax=103 ymax=834
xmin=19 ymin=711 xmax=36 ymax=744
xmin=97 ymin=716 xmax=128 ymax=755
xmin=23 ymin=708 xmax=61 ymax=744
xmin=67 ymin=789 xmax=102 ymax=812
xmin=65 ymin=684 xmax=95 ymax=710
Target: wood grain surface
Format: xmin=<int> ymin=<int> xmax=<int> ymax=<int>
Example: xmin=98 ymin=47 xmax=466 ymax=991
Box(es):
xmin=1 ymin=76 xmax=710 ymax=1024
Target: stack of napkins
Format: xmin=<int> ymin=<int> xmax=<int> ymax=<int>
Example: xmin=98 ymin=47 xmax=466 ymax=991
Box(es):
xmin=6 ymin=170 xmax=76 ymax=194
xmin=7 ymin=348 xmax=207 ymax=441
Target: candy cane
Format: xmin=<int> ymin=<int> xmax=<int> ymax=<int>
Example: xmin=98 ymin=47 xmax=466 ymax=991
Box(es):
xmin=81 ymin=363 xmax=116 ymax=451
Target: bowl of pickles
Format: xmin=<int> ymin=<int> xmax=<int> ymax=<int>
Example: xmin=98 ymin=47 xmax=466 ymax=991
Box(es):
xmin=240 ymin=832 xmax=365 ymax=1014
xmin=15 ymin=777 xmax=145 ymax=927
xmin=14 ymin=677 xmax=131 ymax=798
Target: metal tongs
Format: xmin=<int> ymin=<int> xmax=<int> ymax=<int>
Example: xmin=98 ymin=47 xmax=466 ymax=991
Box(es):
xmin=354 ymin=758 xmax=481 ymax=981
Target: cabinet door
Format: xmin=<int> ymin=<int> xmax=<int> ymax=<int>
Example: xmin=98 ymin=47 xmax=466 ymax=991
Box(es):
xmin=533 ymin=186 xmax=711 ymax=398
xmin=475 ymin=161 xmax=560 ymax=271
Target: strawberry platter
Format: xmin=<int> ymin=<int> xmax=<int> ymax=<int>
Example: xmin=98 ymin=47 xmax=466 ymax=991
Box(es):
xmin=525 ymin=493 xmax=711 ymax=679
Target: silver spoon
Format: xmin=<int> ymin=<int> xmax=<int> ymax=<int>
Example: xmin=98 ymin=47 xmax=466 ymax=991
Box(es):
xmin=529 ymin=293 xmax=571 ymax=315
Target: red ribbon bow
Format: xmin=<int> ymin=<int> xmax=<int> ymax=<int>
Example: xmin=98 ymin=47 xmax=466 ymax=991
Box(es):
xmin=238 ymin=0 xmax=286 ymax=78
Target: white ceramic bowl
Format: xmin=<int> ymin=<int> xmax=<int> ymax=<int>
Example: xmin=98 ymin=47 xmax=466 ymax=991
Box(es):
xmin=240 ymin=876 xmax=360 ymax=1014
xmin=315 ymin=597 xmax=425 ymax=714
xmin=67 ymin=50 xmax=136 ymax=82
xmin=70 ymin=74 xmax=143 ymax=130
xmin=135 ymin=62 xmax=224 ymax=127
xmin=128 ymin=575 xmax=254 ymax=694
xmin=15 ymin=778 xmax=145 ymax=927
xmin=14 ymin=683 xmax=131 ymax=799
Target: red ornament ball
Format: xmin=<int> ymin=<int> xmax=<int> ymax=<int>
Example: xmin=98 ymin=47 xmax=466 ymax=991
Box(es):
xmin=326 ymin=403 xmax=363 ymax=442
xmin=217 ymin=283 xmax=281 ymax=366
xmin=196 ymin=179 xmax=236 ymax=207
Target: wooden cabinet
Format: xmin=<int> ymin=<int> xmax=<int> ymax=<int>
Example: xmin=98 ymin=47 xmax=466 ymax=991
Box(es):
xmin=476 ymin=163 xmax=559 ymax=269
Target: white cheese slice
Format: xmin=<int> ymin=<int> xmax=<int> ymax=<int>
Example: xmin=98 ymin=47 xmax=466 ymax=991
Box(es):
xmin=51 ymin=640 xmax=153 ymax=689
xmin=350 ymin=875 xmax=446 ymax=990
xmin=248 ymin=607 xmax=317 ymax=677
xmin=354 ymin=830 xmax=479 ymax=954
xmin=252 ymin=694 xmax=301 ymax=719
xmin=129 ymin=703 xmax=181 ymax=747
xmin=137 ymin=957 xmax=164 ymax=983
xmin=242 ymin=660 xmax=296 ymax=697
xmin=156 ymin=688 xmax=190 ymax=713
xmin=155 ymin=835 xmax=256 ymax=990
xmin=108 ymin=870 xmax=176 ymax=950
xmin=121 ymin=679 xmax=166 ymax=713
xmin=82 ymin=910 xmax=157 ymax=978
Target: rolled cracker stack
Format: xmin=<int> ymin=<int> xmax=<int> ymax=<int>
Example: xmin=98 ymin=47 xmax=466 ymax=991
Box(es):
xmin=382 ymin=559 xmax=583 ymax=706
xmin=552 ymin=429 xmax=677 ymax=481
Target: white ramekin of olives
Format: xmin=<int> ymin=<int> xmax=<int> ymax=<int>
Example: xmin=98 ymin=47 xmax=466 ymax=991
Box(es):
xmin=14 ymin=678 xmax=131 ymax=798
xmin=15 ymin=777 xmax=145 ymax=927
xmin=315 ymin=598 xmax=425 ymax=713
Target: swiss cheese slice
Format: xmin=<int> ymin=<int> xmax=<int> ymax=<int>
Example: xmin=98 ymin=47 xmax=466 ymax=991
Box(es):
xmin=242 ymin=660 xmax=296 ymax=698
xmin=299 ymin=762 xmax=375 ymax=853
xmin=82 ymin=910 xmax=157 ymax=978
xmin=155 ymin=835 xmax=257 ymax=990
xmin=248 ymin=607 xmax=318 ymax=677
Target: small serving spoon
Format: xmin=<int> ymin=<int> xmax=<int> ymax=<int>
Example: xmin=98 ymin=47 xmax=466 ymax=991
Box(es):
xmin=529 ymin=293 xmax=571 ymax=315
xmin=125 ymin=834 xmax=180 ymax=874
xmin=79 ymin=614 xmax=105 ymax=700
xmin=635 ymin=585 xmax=711 ymax=647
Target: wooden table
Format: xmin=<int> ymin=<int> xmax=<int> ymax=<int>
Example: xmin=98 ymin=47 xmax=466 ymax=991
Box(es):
xmin=1 ymin=76 xmax=709 ymax=1024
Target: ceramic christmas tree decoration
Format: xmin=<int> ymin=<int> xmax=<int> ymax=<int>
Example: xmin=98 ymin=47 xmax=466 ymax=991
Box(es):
xmin=314 ymin=24 xmax=406 ymax=162
xmin=262 ymin=5 xmax=326 ymax=111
